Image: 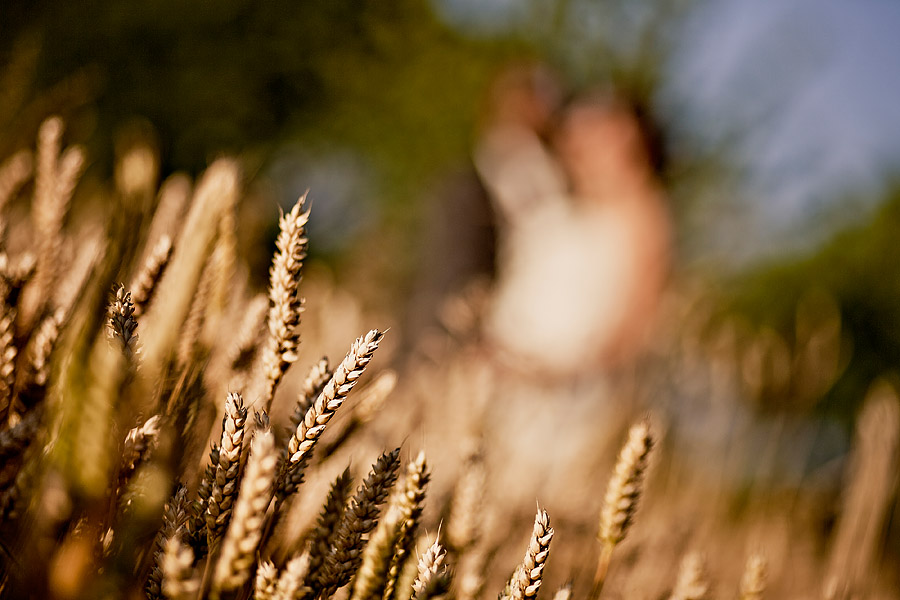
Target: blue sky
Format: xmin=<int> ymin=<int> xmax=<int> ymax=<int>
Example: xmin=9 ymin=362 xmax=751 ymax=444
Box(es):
xmin=435 ymin=0 xmax=900 ymax=262
xmin=674 ymin=0 xmax=900 ymax=259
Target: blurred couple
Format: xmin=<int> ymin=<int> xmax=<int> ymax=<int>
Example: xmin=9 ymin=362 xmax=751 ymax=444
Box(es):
xmin=474 ymin=65 xmax=672 ymax=380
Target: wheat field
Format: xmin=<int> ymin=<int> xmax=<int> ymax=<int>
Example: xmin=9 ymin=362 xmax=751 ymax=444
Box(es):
xmin=0 ymin=117 xmax=897 ymax=600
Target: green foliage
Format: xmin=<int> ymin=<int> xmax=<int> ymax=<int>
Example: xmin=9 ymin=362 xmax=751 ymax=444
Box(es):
xmin=727 ymin=182 xmax=900 ymax=421
xmin=4 ymin=0 xmax=511 ymax=193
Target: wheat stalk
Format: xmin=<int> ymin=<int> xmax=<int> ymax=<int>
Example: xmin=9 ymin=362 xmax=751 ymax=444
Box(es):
xmin=0 ymin=151 xmax=32 ymax=244
xmin=278 ymin=329 xmax=384 ymax=505
xmin=141 ymin=159 xmax=239 ymax=380
xmin=382 ymin=451 xmax=430 ymax=600
xmin=147 ymin=485 xmax=190 ymax=600
xmin=26 ymin=117 xmax=85 ymax=324
xmin=0 ymin=150 xmax=32 ymax=214
xmin=210 ymin=424 xmax=277 ymax=599
xmin=161 ymin=534 xmax=199 ymax=600
xmin=0 ymin=303 xmax=17 ymax=421
xmin=599 ymin=420 xmax=654 ymax=544
xmin=0 ymin=407 xmax=39 ymax=460
xmin=447 ymin=444 xmax=485 ymax=553
xmin=131 ymin=235 xmax=173 ymax=319
xmin=255 ymin=559 xmax=280 ymax=600
xmin=0 ymin=252 xmax=36 ymax=308
xmin=145 ymin=173 xmax=191 ymax=253
xmin=511 ymin=508 xmax=553 ymax=600
xmin=303 ymin=466 xmax=354 ymax=587
xmin=273 ymin=551 xmax=312 ymax=600
xmin=412 ymin=539 xmax=450 ymax=600
xmin=352 ymin=502 xmax=404 ymax=600
xmin=115 ymin=142 xmax=158 ymax=199
xmin=353 ymin=451 xmax=429 ymax=600
xmin=15 ymin=309 xmax=63 ymax=412
xmin=669 ymin=553 xmax=709 ymax=600
xmin=591 ymin=419 xmax=654 ymax=600
xmin=739 ymin=554 xmax=767 ymax=600
xmin=108 ymin=283 xmax=141 ymax=361
xmin=188 ymin=442 xmax=219 ymax=554
xmin=825 ymin=379 xmax=900 ymax=598
xmin=454 ymin=547 xmax=487 ymax=600
xmin=225 ymin=293 xmax=269 ymax=374
xmin=205 ymin=392 xmax=248 ymax=548
xmin=176 ymin=250 xmax=214 ymax=367
xmin=551 ymin=583 xmax=572 ymax=600
xmin=290 ymin=357 xmax=332 ymax=429
xmin=316 ymin=448 xmax=402 ymax=596
xmin=118 ymin=414 xmax=161 ymax=490
xmin=257 ymin=194 xmax=310 ymax=409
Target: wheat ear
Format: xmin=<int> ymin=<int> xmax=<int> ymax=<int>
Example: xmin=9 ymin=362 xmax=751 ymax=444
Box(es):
xmin=0 ymin=304 xmax=17 ymax=421
xmin=290 ymin=357 xmax=332 ymax=429
xmin=147 ymin=485 xmax=190 ymax=600
xmin=353 ymin=451 xmax=429 ymax=600
xmin=352 ymin=501 xmax=404 ymax=600
xmin=145 ymin=173 xmax=191 ymax=252
xmin=0 ymin=447 xmax=41 ymax=521
xmin=16 ymin=309 xmax=63 ymax=412
xmin=551 ymin=583 xmax=572 ymax=600
xmin=161 ymin=534 xmax=199 ymax=600
xmin=825 ymin=380 xmax=900 ymax=597
xmin=0 ymin=408 xmax=40 ymax=460
xmin=273 ymin=551 xmax=312 ymax=600
xmin=304 ymin=467 xmax=354 ymax=585
xmin=382 ymin=451 xmax=430 ymax=600
xmin=0 ymin=150 xmax=32 ymax=214
xmin=131 ymin=235 xmax=173 ymax=318
xmin=205 ymin=392 xmax=248 ymax=548
xmin=115 ymin=140 xmax=158 ymax=197
xmin=141 ymin=159 xmax=238 ymax=380
xmin=316 ymin=448 xmax=402 ymax=596
xmin=739 ymin=554 xmax=767 ymax=600
xmin=318 ymin=370 xmax=398 ymax=462
xmin=412 ymin=539 xmax=451 ymax=600
xmin=511 ymin=508 xmax=553 ymax=600
xmin=210 ymin=424 xmax=277 ymax=599
xmin=0 ymin=151 xmax=31 ymax=244
xmin=278 ymin=329 xmax=384 ymax=505
xmin=108 ymin=284 xmax=140 ymax=361
xmin=27 ymin=118 xmax=84 ymax=323
xmin=176 ymin=250 xmax=215 ymax=367
xmin=669 ymin=553 xmax=709 ymax=600
xmin=257 ymin=194 xmax=310 ymax=409
xmin=118 ymin=414 xmax=161 ymax=490
xmin=591 ymin=419 xmax=653 ymax=600
xmin=447 ymin=445 xmax=485 ymax=553
xmin=225 ymin=293 xmax=269 ymax=374
xmin=255 ymin=559 xmax=280 ymax=600
xmin=188 ymin=443 xmax=218 ymax=554
xmin=0 ymin=253 xmax=32 ymax=310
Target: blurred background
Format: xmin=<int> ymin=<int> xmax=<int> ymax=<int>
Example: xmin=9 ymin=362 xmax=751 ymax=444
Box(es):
xmin=3 ymin=0 xmax=900 ymax=596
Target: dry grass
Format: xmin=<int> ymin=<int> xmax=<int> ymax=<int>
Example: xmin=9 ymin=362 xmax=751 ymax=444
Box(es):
xmin=0 ymin=116 xmax=897 ymax=600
